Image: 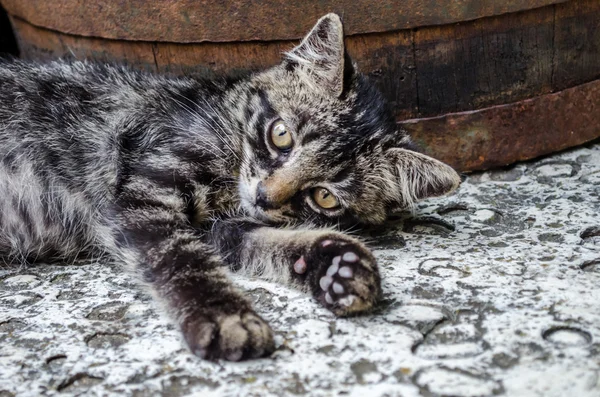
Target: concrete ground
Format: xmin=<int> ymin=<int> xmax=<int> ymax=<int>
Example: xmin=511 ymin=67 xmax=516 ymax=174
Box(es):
xmin=1 ymin=141 xmax=599 ymax=397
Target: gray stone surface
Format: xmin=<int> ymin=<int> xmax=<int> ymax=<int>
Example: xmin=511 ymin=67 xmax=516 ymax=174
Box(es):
xmin=1 ymin=141 xmax=599 ymax=397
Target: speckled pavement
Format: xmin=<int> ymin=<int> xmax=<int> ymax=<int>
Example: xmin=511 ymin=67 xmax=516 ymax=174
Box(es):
xmin=1 ymin=141 xmax=599 ymax=397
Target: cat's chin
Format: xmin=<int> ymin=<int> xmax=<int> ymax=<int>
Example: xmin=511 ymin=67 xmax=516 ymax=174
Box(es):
xmin=241 ymin=200 xmax=294 ymax=224
xmin=253 ymin=208 xmax=293 ymax=224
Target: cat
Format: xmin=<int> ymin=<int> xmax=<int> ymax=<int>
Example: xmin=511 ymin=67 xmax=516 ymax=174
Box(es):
xmin=0 ymin=13 xmax=460 ymax=361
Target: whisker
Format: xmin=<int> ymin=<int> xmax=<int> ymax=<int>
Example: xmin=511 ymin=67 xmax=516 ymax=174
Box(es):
xmin=170 ymin=90 xmax=242 ymax=162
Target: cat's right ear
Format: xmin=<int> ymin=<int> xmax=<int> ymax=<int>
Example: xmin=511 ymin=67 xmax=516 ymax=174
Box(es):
xmin=285 ymin=13 xmax=351 ymax=98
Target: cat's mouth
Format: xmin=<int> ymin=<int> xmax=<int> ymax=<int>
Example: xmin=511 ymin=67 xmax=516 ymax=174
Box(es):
xmin=252 ymin=206 xmax=293 ymax=223
xmin=239 ymin=201 xmax=294 ymax=224
xmin=245 ymin=199 xmax=296 ymax=224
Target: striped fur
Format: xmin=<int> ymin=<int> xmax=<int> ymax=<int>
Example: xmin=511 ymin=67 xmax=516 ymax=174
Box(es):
xmin=0 ymin=14 xmax=459 ymax=360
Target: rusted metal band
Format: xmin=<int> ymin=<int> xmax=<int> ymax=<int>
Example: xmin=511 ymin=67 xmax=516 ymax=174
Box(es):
xmin=400 ymin=78 xmax=600 ymax=171
xmin=0 ymin=0 xmax=570 ymax=43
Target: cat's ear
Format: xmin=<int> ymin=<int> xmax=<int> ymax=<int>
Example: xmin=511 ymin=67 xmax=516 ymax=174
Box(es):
xmin=385 ymin=148 xmax=461 ymax=209
xmin=285 ymin=13 xmax=350 ymax=98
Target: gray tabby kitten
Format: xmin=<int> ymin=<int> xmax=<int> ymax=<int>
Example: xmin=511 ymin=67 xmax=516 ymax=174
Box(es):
xmin=0 ymin=14 xmax=460 ymax=361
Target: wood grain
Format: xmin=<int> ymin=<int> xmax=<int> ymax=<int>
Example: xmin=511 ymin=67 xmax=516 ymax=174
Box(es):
xmin=4 ymin=0 xmax=600 ymax=170
xmin=0 ymin=0 xmax=572 ymax=42
xmin=553 ymin=0 xmax=600 ymax=90
xmin=413 ymin=6 xmax=555 ymax=117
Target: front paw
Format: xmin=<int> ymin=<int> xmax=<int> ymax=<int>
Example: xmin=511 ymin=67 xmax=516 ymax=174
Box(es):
xmin=294 ymin=236 xmax=381 ymax=316
xmin=182 ymin=309 xmax=275 ymax=361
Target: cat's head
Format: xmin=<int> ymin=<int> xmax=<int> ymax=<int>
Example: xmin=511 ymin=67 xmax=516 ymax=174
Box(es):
xmin=236 ymin=13 xmax=460 ymax=225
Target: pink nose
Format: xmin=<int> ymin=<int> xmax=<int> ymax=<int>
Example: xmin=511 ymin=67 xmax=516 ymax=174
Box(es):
xmin=258 ymin=167 xmax=306 ymax=207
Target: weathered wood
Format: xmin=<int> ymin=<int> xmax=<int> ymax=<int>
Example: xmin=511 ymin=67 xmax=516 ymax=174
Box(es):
xmin=553 ymin=0 xmax=600 ymax=90
xmin=347 ymin=32 xmax=418 ymax=121
xmin=10 ymin=16 xmax=422 ymax=120
xmin=0 ymin=0 xmax=571 ymax=42
xmin=400 ymin=78 xmax=600 ymax=171
xmin=11 ymin=17 xmax=159 ymax=73
xmin=0 ymin=4 xmax=17 ymax=56
xmin=10 ymin=17 xmax=289 ymax=78
xmin=414 ymin=6 xmax=555 ymax=117
xmin=4 ymin=0 xmax=600 ymax=171
xmin=14 ymin=0 xmax=600 ymax=121
xmin=151 ymin=41 xmax=292 ymax=79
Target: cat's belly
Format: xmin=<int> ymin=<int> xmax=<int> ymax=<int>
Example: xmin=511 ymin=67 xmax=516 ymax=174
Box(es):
xmin=0 ymin=161 xmax=102 ymax=264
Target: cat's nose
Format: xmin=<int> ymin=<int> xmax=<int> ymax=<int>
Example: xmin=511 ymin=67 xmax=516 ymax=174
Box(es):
xmin=256 ymin=181 xmax=280 ymax=210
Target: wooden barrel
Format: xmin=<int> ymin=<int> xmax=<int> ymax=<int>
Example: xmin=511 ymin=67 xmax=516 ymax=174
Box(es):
xmin=0 ymin=5 xmax=17 ymax=56
xmin=1 ymin=0 xmax=599 ymax=171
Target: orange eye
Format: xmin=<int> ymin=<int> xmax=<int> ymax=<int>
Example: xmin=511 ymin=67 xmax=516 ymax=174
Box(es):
xmin=313 ymin=187 xmax=339 ymax=209
xmin=269 ymin=120 xmax=293 ymax=150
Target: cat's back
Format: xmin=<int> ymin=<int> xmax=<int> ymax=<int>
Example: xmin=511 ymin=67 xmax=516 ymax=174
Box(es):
xmin=0 ymin=59 xmax=152 ymax=194
xmin=0 ymin=58 xmax=231 ymax=264
xmin=0 ymin=59 xmax=155 ymax=263
xmin=0 ymin=59 xmax=137 ymax=139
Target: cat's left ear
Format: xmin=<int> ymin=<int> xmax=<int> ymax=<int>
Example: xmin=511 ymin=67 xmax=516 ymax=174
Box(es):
xmin=385 ymin=148 xmax=461 ymax=209
xmin=285 ymin=13 xmax=352 ymax=98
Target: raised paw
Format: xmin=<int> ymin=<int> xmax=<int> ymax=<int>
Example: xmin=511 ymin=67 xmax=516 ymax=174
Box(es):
xmin=182 ymin=310 xmax=275 ymax=361
xmin=294 ymin=236 xmax=381 ymax=316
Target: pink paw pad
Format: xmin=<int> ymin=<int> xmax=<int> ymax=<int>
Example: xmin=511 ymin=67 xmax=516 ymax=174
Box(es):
xmin=318 ymin=250 xmax=359 ymax=308
xmin=293 ymin=256 xmax=307 ymax=274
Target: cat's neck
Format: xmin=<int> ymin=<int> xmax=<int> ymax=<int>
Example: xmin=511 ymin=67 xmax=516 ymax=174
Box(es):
xmin=165 ymin=77 xmax=248 ymax=179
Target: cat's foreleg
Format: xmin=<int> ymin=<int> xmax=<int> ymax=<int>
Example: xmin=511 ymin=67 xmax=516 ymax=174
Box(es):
xmin=111 ymin=183 xmax=274 ymax=361
xmin=210 ymin=218 xmax=382 ymax=316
